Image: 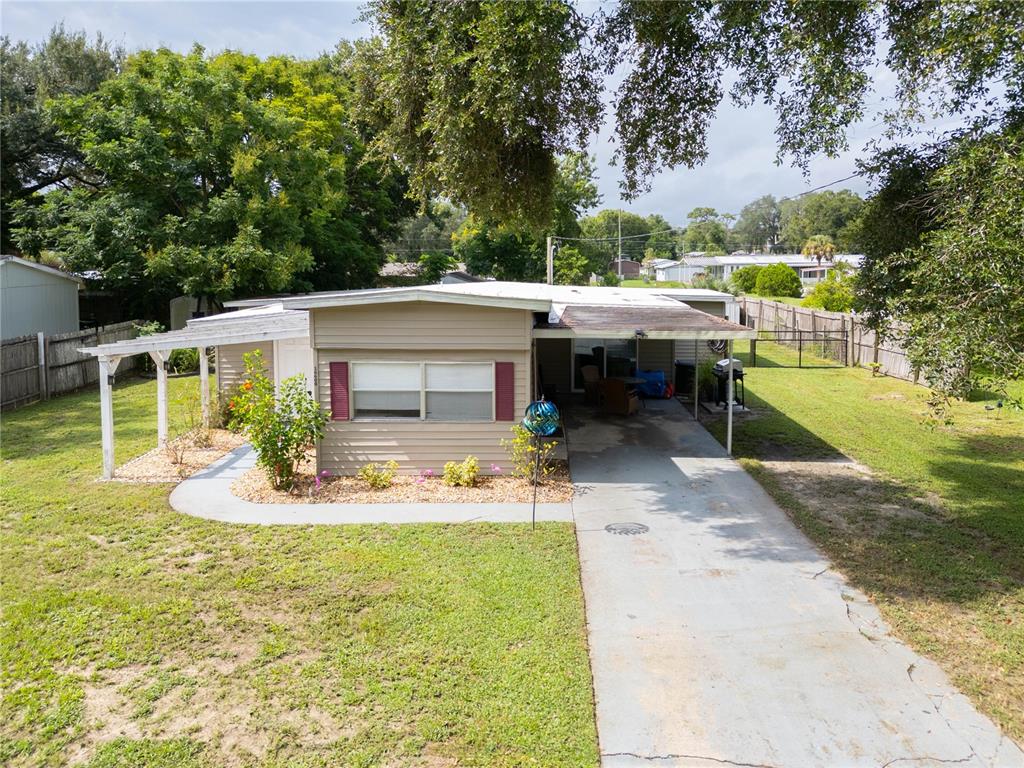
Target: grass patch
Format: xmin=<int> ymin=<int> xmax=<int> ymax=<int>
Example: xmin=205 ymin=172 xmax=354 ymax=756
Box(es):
xmin=0 ymin=378 xmax=598 ymax=767
xmin=619 ymin=279 xmax=686 ymax=288
xmin=705 ymin=341 xmax=1024 ymax=740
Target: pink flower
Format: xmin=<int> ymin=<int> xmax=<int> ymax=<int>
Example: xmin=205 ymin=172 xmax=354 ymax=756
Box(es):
xmin=490 ymin=464 xmax=502 ymax=474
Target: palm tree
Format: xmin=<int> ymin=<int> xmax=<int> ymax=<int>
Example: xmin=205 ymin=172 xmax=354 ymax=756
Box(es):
xmin=801 ymin=234 xmax=836 ymax=266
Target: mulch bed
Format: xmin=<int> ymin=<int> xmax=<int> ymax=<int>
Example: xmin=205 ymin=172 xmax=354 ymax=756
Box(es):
xmin=112 ymin=429 xmax=246 ymax=483
xmin=231 ymin=460 xmax=574 ymax=504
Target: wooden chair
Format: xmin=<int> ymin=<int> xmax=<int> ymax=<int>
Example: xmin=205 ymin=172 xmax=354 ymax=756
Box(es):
xmin=581 ymin=364 xmax=602 ymax=405
xmin=600 ymin=378 xmax=640 ymax=416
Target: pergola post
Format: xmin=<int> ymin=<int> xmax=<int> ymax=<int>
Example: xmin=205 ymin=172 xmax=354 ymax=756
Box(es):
xmin=98 ymin=355 xmax=123 ymax=480
xmin=149 ymin=350 xmax=171 ymax=447
xmin=726 ymin=340 xmax=734 ymax=456
xmin=198 ymin=346 xmax=210 ymax=428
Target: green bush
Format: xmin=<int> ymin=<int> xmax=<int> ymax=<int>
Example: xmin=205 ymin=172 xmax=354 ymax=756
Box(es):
xmin=228 ymin=350 xmax=328 ymax=491
xmin=754 ymin=263 xmax=803 ymax=298
xmin=600 ymin=271 xmax=621 ymax=287
xmin=169 ymin=347 xmax=200 ymax=373
xmin=500 ymin=423 xmax=560 ymax=484
xmin=358 ymin=460 xmax=399 ymax=489
xmin=443 ymin=455 xmax=479 ymax=487
xmin=730 ymin=265 xmax=763 ymax=293
xmin=690 ymin=274 xmax=735 ymax=294
xmin=802 ymin=277 xmax=855 ymax=312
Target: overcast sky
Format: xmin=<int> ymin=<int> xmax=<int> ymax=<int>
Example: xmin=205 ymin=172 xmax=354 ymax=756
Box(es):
xmin=4 ymin=1 xmax=920 ymax=223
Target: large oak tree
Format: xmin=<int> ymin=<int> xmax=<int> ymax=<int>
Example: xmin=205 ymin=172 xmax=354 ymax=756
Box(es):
xmin=12 ymin=46 xmax=410 ymax=316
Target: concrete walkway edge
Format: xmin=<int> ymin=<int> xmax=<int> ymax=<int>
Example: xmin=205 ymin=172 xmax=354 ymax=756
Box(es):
xmin=168 ymin=445 xmax=574 ymax=525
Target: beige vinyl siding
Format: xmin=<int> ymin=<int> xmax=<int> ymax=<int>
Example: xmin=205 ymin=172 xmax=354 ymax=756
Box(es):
xmin=637 ymin=339 xmax=674 ymax=379
xmin=535 ymin=338 xmax=572 ymax=397
xmin=216 ymin=342 xmax=274 ymax=393
xmin=313 ymin=301 xmax=532 ymax=350
xmin=316 ymin=349 xmax=530 ymax=475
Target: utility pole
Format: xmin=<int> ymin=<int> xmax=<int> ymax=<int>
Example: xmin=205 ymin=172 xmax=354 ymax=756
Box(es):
xmin=617 ymin=210 xmax=623 ymax=279
xmin=546 ymin=235 xmax=554 ymax=285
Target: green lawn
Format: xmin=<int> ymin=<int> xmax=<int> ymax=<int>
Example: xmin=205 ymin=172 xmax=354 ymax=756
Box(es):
xmin=706 ymin=342 xmax=1024 ymax=740
xmin=0 ymin=378 xmax=598 ymax=767
xmin=619 ymin=279 xmax=686 ymax=288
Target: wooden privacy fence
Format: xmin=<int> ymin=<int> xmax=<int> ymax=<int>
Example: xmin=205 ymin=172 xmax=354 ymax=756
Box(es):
xmin=740 ymin=298 xmax=918 ymax=383
xmin=1 ymin=321 xmax=141 ymax=410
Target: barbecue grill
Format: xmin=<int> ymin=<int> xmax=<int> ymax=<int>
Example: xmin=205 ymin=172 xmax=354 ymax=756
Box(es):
xmin=712 ymin=357 xmax=745 ymax=409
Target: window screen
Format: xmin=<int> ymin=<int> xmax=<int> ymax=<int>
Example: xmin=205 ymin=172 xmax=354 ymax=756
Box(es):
xmin=351 ymin=363 xmax=421 ymax=419
xmin=425 ymin=363 xmax=493 ymax=421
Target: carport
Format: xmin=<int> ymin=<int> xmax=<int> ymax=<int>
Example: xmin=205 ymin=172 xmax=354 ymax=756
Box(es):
xmin=532 ymin=301 xmax=756 ymax=453
xmin=79 ymin=305 xmax=308 ymax=480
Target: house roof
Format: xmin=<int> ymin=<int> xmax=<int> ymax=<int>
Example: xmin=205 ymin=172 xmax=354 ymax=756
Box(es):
xmin=656 ymin=253 xmax=864 ymax=270
xmin=0 ymin=255 xmax=84 ymax=285
xmin=225 ymin=281 xmax=736 ymax=312
xmin=83 ymin=281 xmax=752 ymax=358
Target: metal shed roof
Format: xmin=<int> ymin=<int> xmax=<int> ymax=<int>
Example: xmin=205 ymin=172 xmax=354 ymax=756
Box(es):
xmin=536 ymin=303 xmax=755 ymax=340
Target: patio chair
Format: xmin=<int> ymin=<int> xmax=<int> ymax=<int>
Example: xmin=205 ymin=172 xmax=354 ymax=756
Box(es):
xmin=581 ymin=364 xmax=602 ymax=405
xmin=600 ymin=377 xmax=640 ymax=416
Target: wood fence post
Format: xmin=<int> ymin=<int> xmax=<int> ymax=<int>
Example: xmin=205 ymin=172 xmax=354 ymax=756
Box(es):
xmin=36 ymin=332 xmax=48 ymax=400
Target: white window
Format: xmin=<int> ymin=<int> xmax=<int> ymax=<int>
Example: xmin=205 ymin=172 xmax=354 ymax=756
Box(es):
xmin=351 ymin=362 xmax=421 ymax=419
xmin=350 ymin=362 xmax=494 ymax=421
xmin=425 ymin=362 xmax=493 ymax=421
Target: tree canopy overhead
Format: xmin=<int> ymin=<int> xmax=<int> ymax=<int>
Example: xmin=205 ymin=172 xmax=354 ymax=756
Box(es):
xmin=355 ymin=0 xmax=600 ymax=226
xmin=363 ymin=0 xmax=1024 ymax=216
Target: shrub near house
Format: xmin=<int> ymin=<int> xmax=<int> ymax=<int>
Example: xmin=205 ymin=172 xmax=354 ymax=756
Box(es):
xmin=229 ymin=350 xmax=327 ymax=490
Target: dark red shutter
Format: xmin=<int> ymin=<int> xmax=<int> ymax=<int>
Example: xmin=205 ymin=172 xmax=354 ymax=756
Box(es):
xmin=495 ymin=362 xmax=515 ymax=421
xmin=329 ymin=362 xmax=350 ymax=420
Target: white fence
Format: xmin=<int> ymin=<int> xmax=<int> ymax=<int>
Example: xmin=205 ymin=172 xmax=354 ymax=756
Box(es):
xmin=740 ymin=298 xmax=918 ymax=383
xmin=1 ymin=321 xmax=141 ymax=410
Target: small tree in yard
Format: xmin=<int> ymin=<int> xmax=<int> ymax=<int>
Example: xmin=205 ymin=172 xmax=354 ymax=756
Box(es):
xmin=802 ymin=263 xmax=856 ymax=312
xmin=228 ymin=350 xmax=328 ymax=491
xmin=754 ymin=263 xmax=803 ymax=298
xmin=801 ymin=234 xmax=836 ymax=266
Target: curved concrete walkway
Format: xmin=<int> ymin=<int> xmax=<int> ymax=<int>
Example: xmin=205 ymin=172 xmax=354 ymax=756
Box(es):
xmin=569 ymin=402 xmax=1023 ymax=768
xmin=169 ymin=445 xmax=573 ymax=525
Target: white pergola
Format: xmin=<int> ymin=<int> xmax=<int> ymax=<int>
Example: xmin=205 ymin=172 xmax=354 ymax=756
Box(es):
xmin=80 ymin=307 xmax=308 ymax=479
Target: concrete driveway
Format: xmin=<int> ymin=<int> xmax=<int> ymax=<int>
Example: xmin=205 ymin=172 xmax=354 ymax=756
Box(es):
xmin=568 ymin=401 xmax=1022 ymax=768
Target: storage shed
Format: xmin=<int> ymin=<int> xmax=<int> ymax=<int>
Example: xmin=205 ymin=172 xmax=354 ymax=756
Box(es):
xmin=1 ymin=256 xmax=83 ymax=340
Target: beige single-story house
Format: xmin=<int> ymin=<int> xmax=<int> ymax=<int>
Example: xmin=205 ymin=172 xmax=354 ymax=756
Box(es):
xmin=82 ymin=282 xmax=755 ymax=480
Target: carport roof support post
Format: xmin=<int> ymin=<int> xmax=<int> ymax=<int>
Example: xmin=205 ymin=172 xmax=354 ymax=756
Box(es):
xmin=98 ymin=355 xmax=123 ymax=480
xmin=726 ymin=341 xmax=733 ymax=455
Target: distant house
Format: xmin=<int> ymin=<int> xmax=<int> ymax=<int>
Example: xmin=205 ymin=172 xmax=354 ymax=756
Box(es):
xmin=642 ymin=258 xmax=678 ymax=279
xmin=655 ymin=253 xmax=863 ymax=286
xmin=0 ymin=256 xmax=83 ymax=340
xmin=439 ymin=270 xmax=484 ymax=284
xmin=608 ymin=258 xmax=641 ymax=278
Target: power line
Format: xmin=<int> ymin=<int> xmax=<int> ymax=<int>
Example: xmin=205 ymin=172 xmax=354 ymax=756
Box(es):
xmin=778 ymin=171 xmax=864 ymax=203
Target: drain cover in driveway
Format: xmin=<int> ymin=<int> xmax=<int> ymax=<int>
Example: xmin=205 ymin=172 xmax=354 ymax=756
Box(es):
xmin=604 ymin=522 xmax=649 ymax=536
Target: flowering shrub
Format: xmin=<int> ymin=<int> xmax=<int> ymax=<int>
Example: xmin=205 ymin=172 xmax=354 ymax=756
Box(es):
xmin=228 ymin=350 xmax=328 ymax=491
xmin=415 ymin=468 xmax=435 ymax=485
xmin=358 ymin=460 xmax=399 ymax=489
xmin=500 ymin=424 xmax=559 ymax=484
xmin=443 ymin=456 xmax=479 ymax=487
